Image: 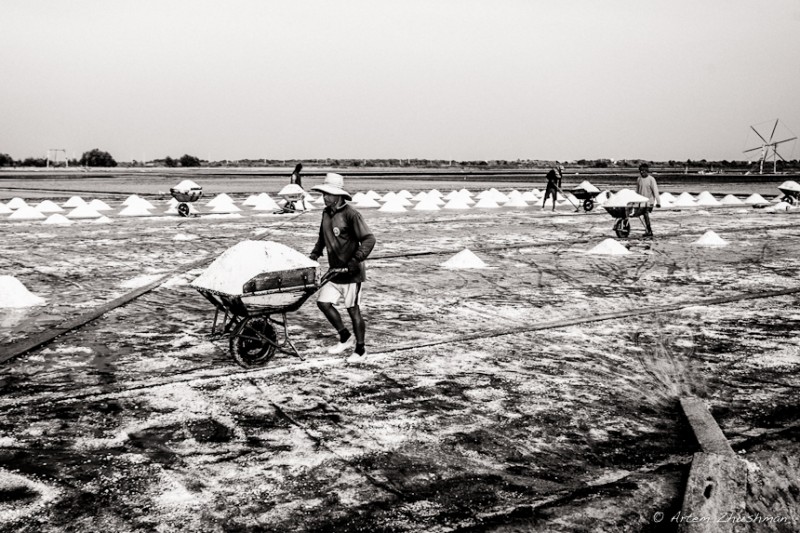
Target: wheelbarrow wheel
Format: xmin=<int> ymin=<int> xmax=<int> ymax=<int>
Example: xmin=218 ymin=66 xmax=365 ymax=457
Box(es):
xmin=613 ymin=218 xmax=631 ymax=238
xmin=785 ymin=195 xmax=795 ymax=205
xmin=230 ymin=317 xmax=277 ymax=368
xmin=583 ymin=198 xmax=594 ymax=212
xmin=177 ymin=203 xmax=190 ymax=217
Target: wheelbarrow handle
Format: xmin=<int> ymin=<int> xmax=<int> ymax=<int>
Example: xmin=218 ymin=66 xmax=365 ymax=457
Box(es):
xmin=320 ymin=267 xmax=348 ymax=284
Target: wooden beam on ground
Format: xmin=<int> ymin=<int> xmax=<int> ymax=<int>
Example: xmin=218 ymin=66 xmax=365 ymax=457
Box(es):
xmin=678 ymin=452 xmax=747 ymax=533
xmin=677 ymin=397 xmax=747 ymax=532
xmin=680 ymin=397 xmax=734 ymax=455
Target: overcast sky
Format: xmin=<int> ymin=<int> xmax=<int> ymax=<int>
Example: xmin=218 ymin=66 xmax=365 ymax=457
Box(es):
xmin=2 ymin=1 xmax=799 ymax=162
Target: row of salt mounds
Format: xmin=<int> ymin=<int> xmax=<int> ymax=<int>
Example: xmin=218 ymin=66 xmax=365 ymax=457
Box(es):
xmin=440 ymin=249 xmax=488 ymax=269
xmin=603 ymin=189 xmax=649 ymax=208
xmin=191 ymin=240 xmax=318 ymax=296
xmin=692 ymin=230 xmax=728 ymax=246
xmin=0 ymin=276 xmax=46 ymax=308
xmin=586 ymin=239 xmax=631 ymax=255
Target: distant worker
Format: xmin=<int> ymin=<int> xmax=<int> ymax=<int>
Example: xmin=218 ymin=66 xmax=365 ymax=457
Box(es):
xmin=290 ymin=163 xmax=303 ymax=189
xmin=309 ymin=173 xmax=377 ymax=359
xmin=542 ymin=166 xmax=562 ymax=211
xmin=636 ymin=163 xmax=661 ymax=237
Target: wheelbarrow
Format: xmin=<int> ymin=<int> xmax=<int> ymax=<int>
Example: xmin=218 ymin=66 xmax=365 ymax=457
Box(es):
xmin=604 ymin=201 xmax=652 ymax=238
xmin=170 ymin=186 xmax=203 ymax=217
xmin=194 ymin=267 xmax=347 ymax=368
xmin=570 ymin=188 xmax=602 ymax=212
xmin=777 ymin=181 xmax=800 ymax=205
xmin=275 ymin=184 xmax=307 ymax=214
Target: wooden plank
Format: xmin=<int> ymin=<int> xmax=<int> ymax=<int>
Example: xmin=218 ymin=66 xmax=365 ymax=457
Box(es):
xmin=680 ymin=397 xmax=734 ymax=455
xmin=678 ymin=452 xmax=747 ymax=533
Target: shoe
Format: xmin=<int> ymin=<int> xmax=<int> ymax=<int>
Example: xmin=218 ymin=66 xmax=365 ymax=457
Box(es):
xmin=327 ymin=336 xmax=356 ymax=355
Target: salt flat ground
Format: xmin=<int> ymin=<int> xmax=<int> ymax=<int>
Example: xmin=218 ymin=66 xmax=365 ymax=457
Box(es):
xmin=1 ymin=186 xmax=799 ymax=532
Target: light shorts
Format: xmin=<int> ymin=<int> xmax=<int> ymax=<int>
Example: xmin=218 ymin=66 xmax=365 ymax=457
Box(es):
xmin=317 ymin=281 xmax=362 ymax=309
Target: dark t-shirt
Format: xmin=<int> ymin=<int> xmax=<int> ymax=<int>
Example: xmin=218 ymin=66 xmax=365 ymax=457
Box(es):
xmin=311 ymin=203 xmax=376 ymax=283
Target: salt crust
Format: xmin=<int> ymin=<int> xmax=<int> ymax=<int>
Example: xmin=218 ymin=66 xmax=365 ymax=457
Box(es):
xmin=191 ymin=240 xmax=318 ymax=295
xmin=586 ymin=239 xmax=631 ymax=255
xmin=603 ymin=189 xmax=649 ymax=208
xmin=692 ymin=230 xmax=728 ymax=246
xmin=441 ymin=249 xmax=488 ymax=269
xmin=0 ymin=468 xmax=61 ymax=523
xmin=0 ymin=275 xmax=46 ymax=308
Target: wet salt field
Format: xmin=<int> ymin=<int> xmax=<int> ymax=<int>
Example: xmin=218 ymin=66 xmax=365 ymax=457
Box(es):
xmin=1 ymin=180 xmax=799 ymax=532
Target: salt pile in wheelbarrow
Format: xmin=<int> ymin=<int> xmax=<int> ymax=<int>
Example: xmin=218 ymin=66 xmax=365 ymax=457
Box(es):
xmin=191 ymin=240 xmax=318 ymax=297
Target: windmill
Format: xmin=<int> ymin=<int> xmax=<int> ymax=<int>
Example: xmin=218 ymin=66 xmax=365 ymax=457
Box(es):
xmin=743 ymin=119 xmax=797 ymax=174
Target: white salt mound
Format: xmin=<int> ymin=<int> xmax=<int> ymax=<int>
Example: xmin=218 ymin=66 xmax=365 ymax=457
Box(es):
xmin=778 ymin=180 xmax=800 ymax=193
xmin=603 ymin=189 xmax=649 ymax=208
xmin=8 ymin=206 xmax=46 ymax=220
xmin=378 ymin=198 xmax=408 ymax=212
xmin=692 ymin=230 xmax=728 ymax=246
xmin=0 ymin=203 xmax=11 ymax=215
xmin=695 ymin=191 xmax=720 ymax=206
xmin=765 ymin=201 xmax=791 ymax=212
xmin=173 ymin=180 xmax=201 ymax=191
xmin=0 ymin=276 xmax=46 ymax=308
xmin=443 ymin=197 xmax=472 ymax=210
xmin=119 ymin=205 xmax=152 ymax=217
xmin=745 ymin=193 xmax=769 ymax=205
xmin=586 ymin=239 xmax=631 ymax=255
xmin=576 ymin=180 xmax=600 ymax=194
xmin=474 ymin=197 xmax=501 ymax=208
xmin=355 ymin=196 xmax=382 ymax=208
xmin=441 ymin=249 xmax=488 ymax=269
xmin=720 ymin=195 xmax=744 ymax=205
xmin=206 ymin=193 xmax=234 ymax=207
xmin=93 ymin=216 xmax=112 ymax=224
xmin=6 ymin=197 xmax=28 ymax=209
xmin=43 ymin=213 xmax=72 ymax=225
xmin=277 ymin=184 xmax=304 ymax=197
xmin=35 ymin=200 xmax=63 ymax=213
xmin=64 ymin=196 xmax=87 ymax=208
xmin=88 ymin=199 xmax=113 ymax=211
xmin=191 ymin=241 xmax=318 ymax=295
